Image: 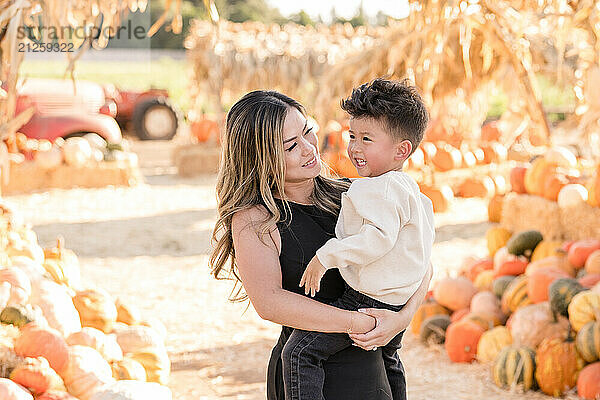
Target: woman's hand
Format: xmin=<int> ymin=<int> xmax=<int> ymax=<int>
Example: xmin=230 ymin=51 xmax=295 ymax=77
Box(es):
xmin=348 ymin=308 xmax=412 ymax=351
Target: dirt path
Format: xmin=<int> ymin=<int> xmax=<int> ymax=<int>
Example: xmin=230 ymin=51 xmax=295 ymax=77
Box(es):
xmin=8 ymin=149 xmax=580 ymax=399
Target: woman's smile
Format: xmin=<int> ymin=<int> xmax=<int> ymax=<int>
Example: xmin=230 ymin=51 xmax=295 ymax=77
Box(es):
xmin=302 ymin=155 xmax=318 ymax=168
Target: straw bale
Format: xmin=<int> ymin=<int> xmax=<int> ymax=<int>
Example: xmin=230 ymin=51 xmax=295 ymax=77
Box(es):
xmin=500 ymin=193 xmax=564 ymax=240
xmin=173 ymin=144 xmax=221 ymax=177
xmin=560 ymin=204 xmax=600 ymax=241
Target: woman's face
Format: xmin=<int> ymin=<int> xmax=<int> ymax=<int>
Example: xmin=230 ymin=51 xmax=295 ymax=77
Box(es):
xmin=282 ymin=107 xmax=321 ymax=183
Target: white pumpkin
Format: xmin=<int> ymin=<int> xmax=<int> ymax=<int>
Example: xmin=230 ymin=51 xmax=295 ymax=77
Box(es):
xmin=557 ymin=184 xmax=588 ymax=208
xmin=89 ymin=380 xmax=172 ymax=400
xmin=545 ymin=146 xmax=577 ymax=168
xmin=10 ymin=256 xmax=46 ymax=284
xmin=61 ymin=346 xmax=115 ymax=400
xmin=34 ymin=146 xmax=63 ymax=169
xmin=67 ymin=328 xmax=123 ymax=363
xmin=115 ymin=325 xmax=164 ymax=354
xmin=29 ymin=279 xmax=82 ymax=338
xmin=0 ymin=267 xmax=31 ymax=305
xmin=63 ymin=137 xmax=92 ymax=167
xmin=0 ymin=378 xmax=33 ymax=400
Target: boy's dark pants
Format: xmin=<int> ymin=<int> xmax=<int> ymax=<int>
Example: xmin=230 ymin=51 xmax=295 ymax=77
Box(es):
xmin=282 ymin=284 xmax=406 ymax=400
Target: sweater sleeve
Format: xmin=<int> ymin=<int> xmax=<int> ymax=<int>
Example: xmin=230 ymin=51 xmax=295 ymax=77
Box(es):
xmin=316 ymin=177 xmax=408 ymax=269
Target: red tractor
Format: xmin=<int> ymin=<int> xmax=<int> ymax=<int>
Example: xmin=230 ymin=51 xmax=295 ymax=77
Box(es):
xmin=13 ymin=78 xmax=180 ymax=143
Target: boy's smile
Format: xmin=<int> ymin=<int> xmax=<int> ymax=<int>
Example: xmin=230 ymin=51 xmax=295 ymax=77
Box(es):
xmin=347 ymin=117 xmax=410 ymax=178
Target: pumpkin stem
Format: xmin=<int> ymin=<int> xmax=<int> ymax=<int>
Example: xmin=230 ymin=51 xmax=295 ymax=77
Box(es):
xmin=566 ymin=323 xmax=574 ymax=342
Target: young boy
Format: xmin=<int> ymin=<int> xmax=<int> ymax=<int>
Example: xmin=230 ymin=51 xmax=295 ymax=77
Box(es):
xmin=281 ymin=78 xmax=435 ymax=400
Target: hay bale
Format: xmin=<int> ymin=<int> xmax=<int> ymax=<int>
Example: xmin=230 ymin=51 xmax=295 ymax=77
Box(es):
xmin=500 ymin=193 xmax=564 ymax=240
xmin=173 ymin=144 xmax=221 ymax=177
xmin=560 ymin=204 xmax=600 ymax=240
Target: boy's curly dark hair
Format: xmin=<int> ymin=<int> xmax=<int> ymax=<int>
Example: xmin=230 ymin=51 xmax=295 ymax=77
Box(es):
xmin=341 ymin=78 xmax=429 ymax=155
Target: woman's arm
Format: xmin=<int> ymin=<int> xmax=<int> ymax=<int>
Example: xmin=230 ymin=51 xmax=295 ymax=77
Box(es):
xmin=232 ymin=206 xmax=375 ymax=334
xmin=348 ymin=261 xmax=433 ymax=350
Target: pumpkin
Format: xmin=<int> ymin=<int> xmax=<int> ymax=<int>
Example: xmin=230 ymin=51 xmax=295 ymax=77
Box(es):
xmin=492 ymin=276 xmax=516 ymax=299
xmin=535 ymin=337 xmax=585 ymax=396
xmin=486 ymin=228 xmax=511 ymax=258
xmin=127 ymin=349 xmax=170 ymax=385
xmin=419 ymin=314 xmax=451 ymax=345
xmin=433 ymin=277 xmax=477 ymax=311
xmin=455 ymin=176 xmax=495 ymax=198
xmin=494 ymin=259 xmax=528 ymax=278
xmin=73 ymin=289 xmax=118 ymax=334
xmin=470 ymin=291 xmax=505 ymax=323
xmin=585 ymin=250 xmax=600 ymax=275
xmin=474 ymin=270 xmax=495 ymax=292
xmin=466 ymin=259 xmax=494 ymax=282
xmin=62 ymin=137 xmax=92 ymax=167
xmin=0 ymin=378 xmax=32 ymax=400
xmin=9 ymin=357 xmax=65 ymax=394
xmin=558 ymin=184 xmax=589 ymax=208
xmin=461 ymin=150 xmax=477 ymax=168
xmin=477 ymin=326 xmax=512 ymax=363
xmin=111 ymin=357 xmax=147 ymax=381
xmin=14 ymin=324 xmax=69 ymax=374
xmin=509 ymin=302 xmax=570 ymax=349
xmin=88 ymin=380 xmax=172 ymax=400
xmin=481 ymin=142 xmax=507 ymax=164
xmin=568 ymin=240 xmax=600 ymax=269
xmin=432 ymin=144 xmax=462 ymax=172
xmin=568 ymin=291 xmax=600 ymax=331
xmin=481 ymin=121 xmax=501 ymax=142
xmin=190 ymin=117 xmax=219 ymax=143
xmin=67 ymin=328 xmax=123 ymax=363
xmin=588 ymin=172 xmax=600 ymax=208
xmin=410 ymin=300 xmax=450 ymax=335
xmin=543 ymin=172 xmax=569 ymax=201
xmin=510 ymin=165 xmax=528 ymax=194
xmin=506 ymin=230 xmax=543 ymax=257
xmin=115 ymin=299 xmax=141 ymax=326
xmin=28 ymin=280 xmax=81 ymax=338
xmin=580 ymin=274 xmax=600 ymax=289
xmin=491 ymin=175 xmax=507 ymax=195
xmin=0 ymin=268 xmax=31 ymax=306
xmin=577 ymin=362 xmax=600 ymax=399
xmin=0 ymin=305 xmax=36 ymax=328
xmin=530 ymin=240 xmax=563 ymax=262
xmin=576 ymin=321 xmax=600 ymax=363
xmin=487 ymin=194 xmax=504 ymax=223
xmin=114 ymin=325 xmax=164 ymax=354
xmin=419 ymin=184 xmax=454 ymax=213
xmin=545 ymin=146 xmax=577 ymax=168
xmin=525 ymin=158 xmax=558 ymax=196
xmin=501 ymin=275 xmax=532 ymax=315
xmin=35 ymin=391 xmax=79 ymax=400
xmin=472 ymin=148 xmax=485 ymax=164
xmin=526 ymin=255 xmax=575 ymax=277
xmin=549 ymin=278 xmax=585 ymax=318
xmin=461 ymin=312 xmax=501 ymax=330
xmin=60 ymin=346 xmax=115 ymax=400
xmin=450 ymin=308 xmax=470 ymax=323
xmin=492 ymin=346 xmax=537 ymax=391
xmin=527 ymin=267 xmax=570 ymax=304
xmin=444 ymin=320 xmax=485 ymax=363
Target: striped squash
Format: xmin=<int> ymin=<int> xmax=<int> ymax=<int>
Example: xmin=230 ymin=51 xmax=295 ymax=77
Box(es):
xmin=492 ymin=346 xmax=537 ymax=391
xmin=477 ymin=326 xmax=512 ymax=363
xmin=576 ymin=321 xmax=600 ymax=363
xmin=549 ymin=278 xmax=584 ymax=318
xmin=568 ymin=291 xmax=600 ymax=331
xmin=419 ymin=314 xmax=451 ymax=345
xmin=492 ymin=276 xmax=515 ymax=299
xmin=410 ymin=300 xmax=450 ymax=335
xmin=501 ymin=275 xmax=532 ymax=315
xmin=535 ymin=337 xmax=585 ymax=397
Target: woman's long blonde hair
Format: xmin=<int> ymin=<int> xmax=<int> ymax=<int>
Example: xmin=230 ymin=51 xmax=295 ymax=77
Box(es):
xmin=210 ymin=90 xmax=350 ymax=302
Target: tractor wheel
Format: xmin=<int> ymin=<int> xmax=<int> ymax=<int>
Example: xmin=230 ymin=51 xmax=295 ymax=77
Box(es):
xmin=132 ymin=97 xmax=179 ymax=140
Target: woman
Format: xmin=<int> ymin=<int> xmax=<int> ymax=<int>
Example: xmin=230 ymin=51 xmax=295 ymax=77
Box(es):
xmin=210 ymin=90 xmax=432 ymax=399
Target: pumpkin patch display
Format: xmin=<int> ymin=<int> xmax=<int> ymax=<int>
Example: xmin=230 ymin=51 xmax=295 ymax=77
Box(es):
xmin=568 ymin=291 xmax=600 ymax=331
xmin=576 ymin=321 xmax=600 ymax=363
xmin=476 ymin=326 xmax=512 ymax=363
xmin=432 ymin=277 xmax=477 ymax=311
xmin=492 ymin=346 xmax=537 ymax=391
xmin=444 ymin=320 xmax=485 ymax=363
xmin=577 ymin=362 xmax=600 ymax=399
xmin=535 ymin=337 xmax=585 ymax=397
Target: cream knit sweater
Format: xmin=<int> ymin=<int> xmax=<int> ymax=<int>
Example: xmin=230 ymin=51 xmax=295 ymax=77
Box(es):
xmin=316 ymin=171 xmax=435 ymax=306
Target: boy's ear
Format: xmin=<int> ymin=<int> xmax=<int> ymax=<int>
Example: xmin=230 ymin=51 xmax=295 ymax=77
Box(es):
xmin=395 ymin=140 xmax=413 ymax=161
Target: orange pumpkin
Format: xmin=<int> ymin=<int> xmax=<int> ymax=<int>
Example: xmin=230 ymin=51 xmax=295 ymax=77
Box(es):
xmin=433 ymin=277 xmax=478 ymax=311
xmin=494 ymin=259 xmax=529 ymax=278
xmin=14 ymin=323 xmax=69 ymax=374
xmin=481 ymin=121 xmax=501 ymax=142
xmin=526 ymin=255 xmax=575 ymax=277
xmin=535 ymin=337 xmax=585 ymax=396
xmin=456 ymin=176 xmax=495 ymax=198
xmin=487 ymin=194 xmax=504 ymax=223
xmin=585 ymin=250 xmax=600 ymax=275
xmin=543 ymin=173 xmax=569 ymax=202
xmin=419 ymin=183 xmax=454 ymax=213
xmin=467 ymin=259 xmax=494 ymax=282
xmin=332 ymin=152 xmax=360 ymax=178
xmin=510 ymin=165 xmax=528 ymax=194
xmin=410 ymin=300 xmax=451 ymax=335
xmin=450 ymin=308 xmax=470 ymax=323
xmin=587 ymin=172 xmax=600 ymax=207
xmin=444 ymin=320 xmax=486 ymax=362
xmin=35 ymin=391 xmax=79 ymax=400
xmin=432 ymin=144 xmax=462 ymax=172
xmin=481 ymin=142 xmax=507 ymax=164
xmin=568 ymin=240 xmax=600 ymax=269
xmin=191 ymin=118 xmax=219 ymax=143
xmin=527 ymin=267 xmax=570 ymax=303
xmin=525 ymin=158 xmax=558 ymax=196
xmin=577 ymin=362 xmax=600 ymax=400
xmin=9 ymin=357 xmax=64 ymax=394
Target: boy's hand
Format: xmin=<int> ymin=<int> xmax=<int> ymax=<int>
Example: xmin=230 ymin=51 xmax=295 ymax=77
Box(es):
xmin=299 ymin=256 xmax=327 ymax=297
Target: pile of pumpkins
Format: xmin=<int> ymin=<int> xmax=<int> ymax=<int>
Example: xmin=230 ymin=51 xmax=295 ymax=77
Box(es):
xmin=411 ymin=228 xmax=600 ymax=398
xmin=0 ymin=201 xmax=171 ymax=400
xmin=6 ymin=133 xmax=138 ymax=170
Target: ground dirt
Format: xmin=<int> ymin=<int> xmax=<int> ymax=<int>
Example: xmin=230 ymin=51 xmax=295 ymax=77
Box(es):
xmin=7 ymin=140 xmax=581 ymax=400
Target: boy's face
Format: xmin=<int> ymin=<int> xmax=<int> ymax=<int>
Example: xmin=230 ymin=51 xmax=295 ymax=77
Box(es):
xmin=347 ymin=117 xmax=410 ymax=177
